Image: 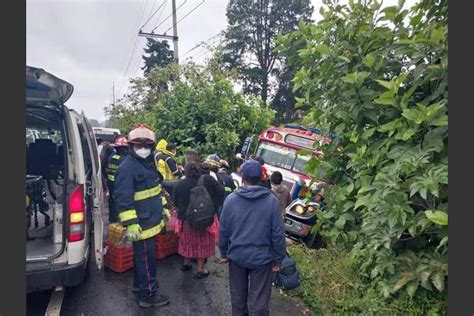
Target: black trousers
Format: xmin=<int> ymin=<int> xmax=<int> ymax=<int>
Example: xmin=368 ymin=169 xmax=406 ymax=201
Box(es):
xmin=229 ymin=261 xmax=273 ymax=316
xmin=132 ymin=237 xmax=158 ymax=301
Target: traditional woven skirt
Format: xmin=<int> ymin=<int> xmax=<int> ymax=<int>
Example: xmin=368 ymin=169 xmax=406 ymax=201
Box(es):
xmin=178 ymin=221 xmax=215 ymax=259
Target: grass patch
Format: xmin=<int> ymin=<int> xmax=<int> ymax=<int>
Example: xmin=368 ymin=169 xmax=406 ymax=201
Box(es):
xmin=287 ymin=243 xmax=447 ymax=315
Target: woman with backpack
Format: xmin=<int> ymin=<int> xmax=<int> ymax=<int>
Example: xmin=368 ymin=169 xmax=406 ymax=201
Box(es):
xmin=172 ymin=161 xmax=225 ymax=279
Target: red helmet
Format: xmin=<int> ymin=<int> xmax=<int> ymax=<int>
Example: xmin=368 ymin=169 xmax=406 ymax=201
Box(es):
xmin=127 ymin=124 xmax=156 ymax=146
xmin=112 ymin=136 xmax=129 ymax=148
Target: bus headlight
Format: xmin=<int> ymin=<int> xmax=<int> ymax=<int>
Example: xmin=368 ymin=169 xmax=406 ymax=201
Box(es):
xmin=295 ymin=205 xmax=305 ymax=215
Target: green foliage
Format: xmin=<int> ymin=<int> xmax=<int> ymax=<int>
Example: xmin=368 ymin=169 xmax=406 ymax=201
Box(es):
xmin=288 ymin=244 xmax=447 ymax=315
xmin=142 ymin=39 xmax=174 ymax=74
xmin=105 ymin=63 xmax=274 ymax=161
xmin=280 ymin=0 xmax=448 ymax=302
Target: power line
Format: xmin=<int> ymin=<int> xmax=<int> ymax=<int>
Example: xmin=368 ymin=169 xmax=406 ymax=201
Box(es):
xmin=182 ymin=31 xmax=223 ymax=58
xmin=150 ymin=0 xmax=168 ymax=32
xmin=140 ymin=0 xmax=166 ymax=30
xmin=163 ymin=0 xmax=205 ymax=33
xmin=117 ymin=0 xmax=150 ymax=97
xmin=150 ymin=0 xmax=187 ymax=33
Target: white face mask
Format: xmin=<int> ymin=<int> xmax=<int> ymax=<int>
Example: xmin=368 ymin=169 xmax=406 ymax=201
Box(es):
xmin=134 ymin=147 xmax=151 ymax=159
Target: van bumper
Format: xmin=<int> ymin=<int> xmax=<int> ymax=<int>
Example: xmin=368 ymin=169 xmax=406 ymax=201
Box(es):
xmin=27 ymin=259 xmax=87 ymax=293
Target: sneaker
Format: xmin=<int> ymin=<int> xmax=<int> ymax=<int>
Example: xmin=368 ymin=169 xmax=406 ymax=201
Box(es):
xmin=132 ymin=287 xmax=140 ymax=294
xmin=139 ymin=295 xmax=170 ymax=308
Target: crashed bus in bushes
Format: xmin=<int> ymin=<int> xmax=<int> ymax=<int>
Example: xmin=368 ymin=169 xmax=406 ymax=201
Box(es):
xmin=232 ymin=125 xmax=336 ymax=247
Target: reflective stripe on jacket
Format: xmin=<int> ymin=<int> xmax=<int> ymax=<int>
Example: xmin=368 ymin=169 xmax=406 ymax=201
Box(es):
xmin=155 ymin=153 xmax=179 ymax=180
xmin=114 ymin=151 xmax=165 ymax=239
xmin=106 ymin=154 xmax=125 ymax=183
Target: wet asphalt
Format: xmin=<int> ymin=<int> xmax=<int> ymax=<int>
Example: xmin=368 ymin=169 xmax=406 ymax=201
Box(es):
xmin=28 ymin=249 xmax=305 ymax=316
xmin=27 ymin=198 xmax=306 ymax=315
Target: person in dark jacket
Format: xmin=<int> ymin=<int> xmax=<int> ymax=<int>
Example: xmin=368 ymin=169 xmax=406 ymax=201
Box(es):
xmin=219 ymin=160 xmax=286 ymax=316
xmin=270 ymin=171 xmax=292 ymax=216
xmin=173 ymin=162 xmax=225 ymax=279
xmin=218 ymin=159 xmax=236 ymax=199
xmin=106 ymin=136 xmax=129 ymax=223
xmin=253 ymin=156 xmax=272 ymax=189
xmin=114 ymin=124 xmax=170 ymax=308
xmin=184 ymin=149 xmax=199 ymax=164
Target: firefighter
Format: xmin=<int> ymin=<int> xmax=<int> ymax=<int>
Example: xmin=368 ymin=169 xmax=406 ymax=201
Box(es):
xmin=106 ymin=136 xmax=129 ymax=223
xmin=114 ymin=124 xmax=170 ymax=308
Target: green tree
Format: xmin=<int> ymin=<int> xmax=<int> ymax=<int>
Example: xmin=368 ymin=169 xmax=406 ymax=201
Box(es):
xmin=142 ymin=39 xmax=174 ymax=74
xmin=223 ymin=0 xmax=313 ymax=119
xmin=279 ymin=0 xmax=447 ymax=302
xmin=105 ymin=63 xmax=274 ymax=161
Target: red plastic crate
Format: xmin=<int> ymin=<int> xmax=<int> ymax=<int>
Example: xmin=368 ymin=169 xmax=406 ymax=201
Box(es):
xmin=156 ymin=232 xmax=179 ymax=259
xmin=104 ymin=240 xmax=134 ymax=273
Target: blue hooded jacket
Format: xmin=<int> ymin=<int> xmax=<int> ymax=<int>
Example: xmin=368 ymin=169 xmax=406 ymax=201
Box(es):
xmin=219 ymin=185 xmax=286 ymax=268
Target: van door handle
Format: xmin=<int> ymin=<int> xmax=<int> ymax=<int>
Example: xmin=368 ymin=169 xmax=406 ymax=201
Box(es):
xmin=86 ymin=181 xmax=95 ymax=196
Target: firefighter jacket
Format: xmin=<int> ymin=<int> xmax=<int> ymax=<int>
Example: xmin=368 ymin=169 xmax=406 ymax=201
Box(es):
xmin=114 ymin=150 xmax=165 ymax=240
xmin=106 ymin=153 xmax=126 ymax=184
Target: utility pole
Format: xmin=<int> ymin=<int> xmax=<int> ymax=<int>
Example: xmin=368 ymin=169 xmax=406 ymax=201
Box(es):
xmin=112 ymin=82 xmax=116 ymax=108
xmin=171 ymin=0 xmax=179 ymax=62
xmin=138 ymin=0 xmax=179 ymax=63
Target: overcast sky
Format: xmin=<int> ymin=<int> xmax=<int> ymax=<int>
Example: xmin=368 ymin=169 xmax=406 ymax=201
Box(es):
xmin=27 ymin=0 xmax=416 ymax=122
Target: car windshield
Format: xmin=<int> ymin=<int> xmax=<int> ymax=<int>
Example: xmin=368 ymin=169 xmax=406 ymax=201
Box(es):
xmin=256 ymin=141 xmax=311 ymax=173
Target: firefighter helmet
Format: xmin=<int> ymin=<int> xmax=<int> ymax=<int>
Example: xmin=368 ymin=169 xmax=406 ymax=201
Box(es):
xmin=128 ymin=124 xmax=156 ymax=146
xmin=112 ymin=136 xmax=129 ymax=148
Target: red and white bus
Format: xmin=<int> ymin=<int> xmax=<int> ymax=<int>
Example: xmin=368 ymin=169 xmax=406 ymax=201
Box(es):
xmin=232 ymin=125 xmax=333 ymax=195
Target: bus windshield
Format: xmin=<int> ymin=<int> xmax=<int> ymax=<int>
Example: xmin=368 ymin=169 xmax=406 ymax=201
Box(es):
xmin=256 ymin=142 xmax=311 ymax=173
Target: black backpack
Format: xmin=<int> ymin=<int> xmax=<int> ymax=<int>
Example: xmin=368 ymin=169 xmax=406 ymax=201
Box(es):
xmin=186 ymin=175 xmax=215 ymax=231
xmin=273 ymin=252 xmax=301 ymax=290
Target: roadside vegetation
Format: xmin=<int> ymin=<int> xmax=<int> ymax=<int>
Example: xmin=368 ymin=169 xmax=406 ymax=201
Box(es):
xmin=288 ymin=243 xmax=447 ymax=315
xmin=106 ymin=0 xmax=448 ymax=313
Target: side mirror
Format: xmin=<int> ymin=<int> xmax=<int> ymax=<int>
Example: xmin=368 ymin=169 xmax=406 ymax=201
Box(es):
xmin=240 ymin=136 xmax=253 ymax=157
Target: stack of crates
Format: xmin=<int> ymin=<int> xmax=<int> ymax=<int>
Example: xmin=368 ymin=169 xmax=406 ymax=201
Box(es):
xmin=155 ymin=232 xmax=179 ymax=260
xmin=104 ymin=223 xmax=134 ymax=273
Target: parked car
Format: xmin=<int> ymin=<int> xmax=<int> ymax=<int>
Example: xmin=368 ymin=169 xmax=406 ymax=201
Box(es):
xmin=26 ymin=66 xmax=105 ymax=293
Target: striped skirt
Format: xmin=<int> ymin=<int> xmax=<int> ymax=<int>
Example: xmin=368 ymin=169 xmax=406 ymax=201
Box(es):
xmin=178 ymin=221 xmax=215 ymax=259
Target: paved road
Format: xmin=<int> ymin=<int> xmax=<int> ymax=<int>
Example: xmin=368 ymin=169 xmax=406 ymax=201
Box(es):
xmin=27 ymin=198 xmax=306 ymax=315
xmin=28 ymin=251 xmax=305 ymax=315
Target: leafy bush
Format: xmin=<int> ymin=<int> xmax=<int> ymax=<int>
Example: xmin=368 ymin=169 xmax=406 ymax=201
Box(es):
xmin=288 ymin=244 xmax=447 ymax=315
xmin=279 ymin=0 xmax=447 ymax=300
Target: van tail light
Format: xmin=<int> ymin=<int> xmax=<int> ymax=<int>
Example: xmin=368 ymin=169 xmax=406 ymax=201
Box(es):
xmin=69 ymin=184 xmax=85 ymax=242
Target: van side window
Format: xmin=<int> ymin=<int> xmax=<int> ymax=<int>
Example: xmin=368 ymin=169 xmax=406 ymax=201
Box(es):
xmin=83 ymin=119 xmax=100 ymax=173
xmin=77 ymin=123 xmax=93 ymax=174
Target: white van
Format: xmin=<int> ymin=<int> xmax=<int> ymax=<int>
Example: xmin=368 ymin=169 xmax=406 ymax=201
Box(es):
xmin=26 ymin=66 xmax=105 ymax=292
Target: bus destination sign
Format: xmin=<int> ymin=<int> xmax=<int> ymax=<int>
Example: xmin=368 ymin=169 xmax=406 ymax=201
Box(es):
xmin=285 ymin=134 xmax=315 ymax=149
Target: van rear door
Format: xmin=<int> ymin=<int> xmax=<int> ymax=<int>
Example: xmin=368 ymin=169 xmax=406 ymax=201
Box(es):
xmin=26 ymin=66 xmax=73 ymax=105
xmin=80 ymin=114 xmax=105 ymax=271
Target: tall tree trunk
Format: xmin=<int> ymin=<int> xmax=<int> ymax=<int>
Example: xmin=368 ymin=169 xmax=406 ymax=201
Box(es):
xmin=261 ymin=74 xmax=268 ymax=104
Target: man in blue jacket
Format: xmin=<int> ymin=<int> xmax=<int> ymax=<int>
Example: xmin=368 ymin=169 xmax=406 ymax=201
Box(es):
xmin=219 ymin=160 xmax=286 ymax=316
